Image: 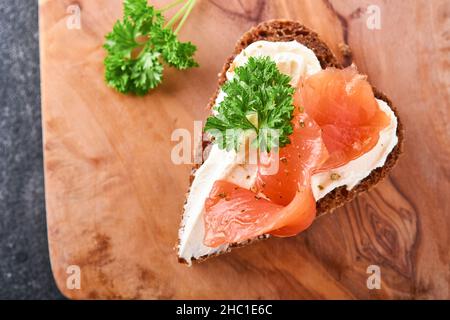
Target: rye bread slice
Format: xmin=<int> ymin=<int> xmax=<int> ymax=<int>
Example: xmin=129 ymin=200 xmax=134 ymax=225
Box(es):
xmin=178 ymin=19 xmax=404 ymax=264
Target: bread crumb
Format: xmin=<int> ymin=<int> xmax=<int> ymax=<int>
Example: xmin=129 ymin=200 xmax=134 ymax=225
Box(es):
xmin=330 ymin=173 xmax=341 ymax=180
xmin=338 ymin=43 xmax=352 ymax=59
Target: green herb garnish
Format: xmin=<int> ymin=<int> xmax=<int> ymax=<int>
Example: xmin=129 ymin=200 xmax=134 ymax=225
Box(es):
xmin=204 ymin=56 xmax=295 ymax=152
xmin=103 ymin=0 xmax=198 ymax=95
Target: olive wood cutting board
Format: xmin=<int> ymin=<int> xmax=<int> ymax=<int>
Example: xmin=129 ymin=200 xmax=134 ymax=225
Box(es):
xmin=39 ymin=0 xmax=449 ymax=299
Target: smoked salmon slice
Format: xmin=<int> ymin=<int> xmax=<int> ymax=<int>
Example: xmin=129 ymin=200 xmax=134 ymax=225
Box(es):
xmin=203 ymin=112 xmax=328 ymax=247
xmin=295 ymin=66 xmax=390 ymax=170
xmin=256 ymin=112 xmax=328 ymax=206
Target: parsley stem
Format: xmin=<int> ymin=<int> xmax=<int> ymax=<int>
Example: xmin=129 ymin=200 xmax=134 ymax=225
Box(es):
xmin=158 ymin=0 xmax=185 ymax=13
xmin=165 ymin=0 xmax=191 ymax=29
xmin=174 ymin=0 xmax=196 ymax=34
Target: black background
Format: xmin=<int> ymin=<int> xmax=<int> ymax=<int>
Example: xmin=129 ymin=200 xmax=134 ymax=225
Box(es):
xmin=0 ymin=0 xmax=63 ymax=299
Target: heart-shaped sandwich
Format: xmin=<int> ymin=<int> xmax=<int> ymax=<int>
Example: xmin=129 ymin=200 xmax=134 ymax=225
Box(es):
xmin=178 ymin=20 xmax=403 ymax=265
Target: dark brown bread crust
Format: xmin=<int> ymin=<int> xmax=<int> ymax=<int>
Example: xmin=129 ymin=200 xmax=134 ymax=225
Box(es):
xmin=178 ymin=20 xmax=403 ymax=264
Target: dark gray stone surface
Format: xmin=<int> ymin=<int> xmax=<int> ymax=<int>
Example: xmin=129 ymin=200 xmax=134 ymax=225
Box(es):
xmin=0 ymin=0 xmax=63 ymax=299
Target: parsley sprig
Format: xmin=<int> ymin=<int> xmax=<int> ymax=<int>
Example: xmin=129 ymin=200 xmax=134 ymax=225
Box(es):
xmin=204 ymin=56 xmax=295 ymax=152
xmin=104 ymin=0 xmax=198 ymax=95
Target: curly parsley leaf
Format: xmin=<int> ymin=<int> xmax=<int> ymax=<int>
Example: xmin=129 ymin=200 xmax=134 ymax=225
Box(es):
xmin=103 ymin=0 xmax=198 ymax=95
xmin=150 ymin=28 xmax=198 ymax=70
xmin=204 ymin=56 xmax=295 ymax=152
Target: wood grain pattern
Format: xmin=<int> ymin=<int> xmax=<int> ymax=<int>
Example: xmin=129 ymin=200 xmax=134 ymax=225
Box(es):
xmin=39 ymin=0 xmax=450 ymax=299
